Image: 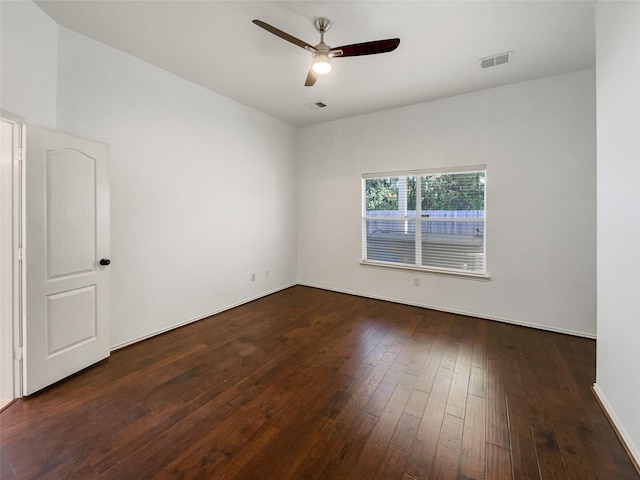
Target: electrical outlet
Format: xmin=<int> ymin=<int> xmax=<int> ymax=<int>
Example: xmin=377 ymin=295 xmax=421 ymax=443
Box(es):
xmin=413 ymin=278 xmax=420 ymax=287
xmin=251 ymin=273 xmax=256 ymax=282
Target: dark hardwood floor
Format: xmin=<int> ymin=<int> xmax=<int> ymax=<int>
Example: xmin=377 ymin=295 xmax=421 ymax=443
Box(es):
xmin=1 ymin=286 xmax=638 ymax=479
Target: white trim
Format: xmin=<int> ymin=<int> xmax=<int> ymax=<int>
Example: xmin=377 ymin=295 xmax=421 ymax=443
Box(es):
xmin=110 ymin=283 xmax=296 ymax=351
xmin=592 ymin=383 xmax=640 ymax=469
xmin=415 ymin=175 xmax=422 ymax=265
xmin=0 ymin=117 xmax=24 ymax=402
xmin=360 ymin=260 xmax=490 ymax=280
xmin=362 ymin=167 xmax=486 ymax=276
xmin=109 ymin=281 xmax=596 ymax=357
xmin=0 ymin=110 xmax=26 ymax=124
xmin=361 ymin=180 xmax=367 ymax=260
xmin=0 ymin=120 xmax=14 ymax=406
xmin=297 ymin=282 xmax=596 ymax=339
xmin=362 ymin=164 xmax=486 ymax=179
xmin=15 ymin=124 xmax=24 ymax=398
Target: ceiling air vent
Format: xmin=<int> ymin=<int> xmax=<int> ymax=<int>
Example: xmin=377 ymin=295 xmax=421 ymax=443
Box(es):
xmin=479 ymin=51 xmax=512 ymax=69
xmin=306 ymin=101 xmax=327 ymax=110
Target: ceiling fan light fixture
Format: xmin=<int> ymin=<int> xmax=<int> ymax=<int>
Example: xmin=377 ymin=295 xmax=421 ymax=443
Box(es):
xmin=252 ymin=18 xmax=400 ymax=86
xmin=312 ymin=53 xmax=332 ymax=75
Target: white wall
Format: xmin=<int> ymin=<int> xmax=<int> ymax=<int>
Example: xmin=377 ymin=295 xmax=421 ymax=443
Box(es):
xmin=0 ymin=1 xmax=58 ymax=128
xmin=595 ymin=0 xmax=640 ymax=466
xmin=54 ymin=28 xmax=298 ymax=347
xmin=297 ymin=69 xmax=597 ymax=337
xmin=2 ymin=0 xmax=298 ymax=349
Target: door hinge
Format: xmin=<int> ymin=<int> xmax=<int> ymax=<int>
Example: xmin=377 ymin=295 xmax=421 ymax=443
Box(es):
xmin=16 ymin=247 xmax=23 ymax=262
xmin=15 ymin=147 xmax=23 ymax=162
xmin=14 ymin=347 xmax=23 ymax=361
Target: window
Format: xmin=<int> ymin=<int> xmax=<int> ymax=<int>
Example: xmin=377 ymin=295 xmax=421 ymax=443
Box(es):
xmin=362 ymin=166 xmax=486 ymax=275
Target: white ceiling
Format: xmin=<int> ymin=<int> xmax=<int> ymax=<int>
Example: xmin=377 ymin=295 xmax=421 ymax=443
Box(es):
xmin=34 ymin=1 xmax=596 ymax=127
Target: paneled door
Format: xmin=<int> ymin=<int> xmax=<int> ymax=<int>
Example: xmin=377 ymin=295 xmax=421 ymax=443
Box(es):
xmin=24 ymin=126 xmax=110 ymax=395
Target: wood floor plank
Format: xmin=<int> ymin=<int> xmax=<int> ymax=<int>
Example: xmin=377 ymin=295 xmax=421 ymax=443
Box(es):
xmin=554 ymin=421 xmax=597 ymax=480
xmin=415 ymin=367 xmax=455 ymax=445
xmin=531 ymin=424 xmax=566 ymax=479
xmin=505 ymin=392 xmax=540 ymax=480
xmin=468 ymin=365 xmax=486 ymax=398
xmin=391 ymin=411 xmax=421 ymax=452
xmin=414 ymin=320 xmax=452 ymax=393
xmin=486 ymin=443 xmax=512 ymax=480
xmin=357 ymin=370 xmax=417 ymax=478
xmin=318 ymin=412 xmax=378 ymax=479
xmin=376 ymin=445 xmax=410 ymax=480
xmin=446 ymin=366 xmax=471 ymax=420
xmin=471 ymin=321 xmax=488 ymax=369
xmin=397 ymin=338 xmax=431 ymax=376
xmin=279 ymin=415 xmax=341 ymax=480
xmin=404 ymin=389 xmax=430 ymax=419
xmin=406 ymin=365 xmax=455 ymax=479
xmin=438 ymin=413 xmax=464 ymax=452
xmin=486 ymin=357 xmax=510 ymax=449
xmin=459 ymin=393 xmax=487 ymax=480
xmin=364 ymin=362 xmax=408 ymax=418
xmin=1 ymin=286 xmax=637 ymax=480
xmin=430 ymin=443 xmax=460 ymax=480
xmin=97 ymin=391 xmax=239 ymax=478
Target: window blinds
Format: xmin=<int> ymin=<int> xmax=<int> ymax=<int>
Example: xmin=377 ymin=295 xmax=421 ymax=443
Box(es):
xmin=363 ymin=168 xmax=486 ymax=274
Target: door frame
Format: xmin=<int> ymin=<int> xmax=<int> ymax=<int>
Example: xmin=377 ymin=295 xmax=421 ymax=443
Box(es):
xmin=1 ymin=112 xmax=25 ymax=406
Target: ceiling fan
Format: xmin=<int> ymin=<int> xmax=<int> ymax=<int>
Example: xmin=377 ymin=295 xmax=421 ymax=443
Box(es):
xmin=252 ymin=18 xmax=400 ymax=87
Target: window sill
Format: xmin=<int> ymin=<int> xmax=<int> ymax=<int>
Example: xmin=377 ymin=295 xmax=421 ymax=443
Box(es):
xmin=360 ymin=260 xmax=491 ymax=280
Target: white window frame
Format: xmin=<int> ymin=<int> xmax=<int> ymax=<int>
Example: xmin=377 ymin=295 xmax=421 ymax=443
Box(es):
xmin=361 ymin=165 xmax=488 ymax=278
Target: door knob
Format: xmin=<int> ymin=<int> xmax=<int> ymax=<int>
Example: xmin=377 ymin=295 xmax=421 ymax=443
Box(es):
xmin=99 ymin=258 xmax=111 ymax=266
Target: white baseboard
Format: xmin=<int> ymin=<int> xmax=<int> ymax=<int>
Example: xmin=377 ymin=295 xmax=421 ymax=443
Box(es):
xmin=592 ymin=383 xmax=640 ymax=473
xmin=110 ymin=283 xmax=297 ymax=351
xmin=296 ymin=282 xmax=597 ymax=339
xmin=110 ymin=280 xmax=597 ymax=352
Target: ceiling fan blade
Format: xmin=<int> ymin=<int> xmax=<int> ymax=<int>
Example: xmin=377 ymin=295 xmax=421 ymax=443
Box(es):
xmin=252 ymin=19 xmax=315 ymax=51
xmin=305 ymin=69 xmax=318 ymax=87
xmin=334 ymin=38 xmax=400 ymax=57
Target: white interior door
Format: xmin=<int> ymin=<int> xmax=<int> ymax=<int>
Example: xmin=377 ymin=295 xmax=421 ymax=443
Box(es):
xmin=24 ymin=126 xmax=110 ymax=395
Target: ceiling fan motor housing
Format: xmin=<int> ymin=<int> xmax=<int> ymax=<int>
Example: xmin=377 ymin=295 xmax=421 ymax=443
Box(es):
xmin=314 ymin=18 xmax=331 ymax=33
